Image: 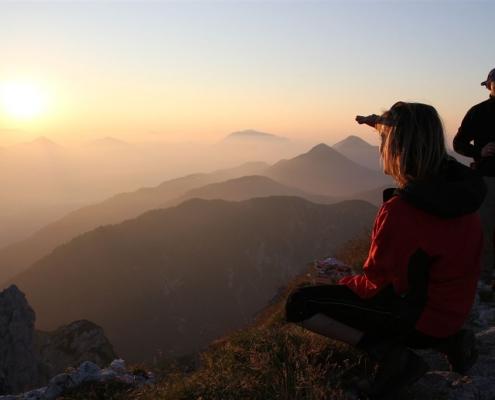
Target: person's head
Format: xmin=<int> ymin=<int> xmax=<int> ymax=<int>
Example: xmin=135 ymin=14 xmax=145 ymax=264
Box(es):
xmin=481 ymin=68 xmax=495 ymax=96
xmin=376 ymin=102 xmax=447 ymax=187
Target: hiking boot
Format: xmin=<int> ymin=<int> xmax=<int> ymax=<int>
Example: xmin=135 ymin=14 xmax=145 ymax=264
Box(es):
xmin=358 ymin=345 xmax=428 ymax=400
xmin=444 ymin=329 xmax=478 ymax=375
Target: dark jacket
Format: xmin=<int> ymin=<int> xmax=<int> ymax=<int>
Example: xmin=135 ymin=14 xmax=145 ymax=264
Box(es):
xmin=453 ymin=95 xmax=495 ymax=175
xmin=340 ymin=159 xmax=486 ymax=337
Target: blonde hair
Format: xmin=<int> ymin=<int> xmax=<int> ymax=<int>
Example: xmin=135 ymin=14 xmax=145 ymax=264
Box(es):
xmin=378 ymin=102 xmax=447 ymax=187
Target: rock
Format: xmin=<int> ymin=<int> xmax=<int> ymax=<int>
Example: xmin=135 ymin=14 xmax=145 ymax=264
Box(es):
xmin=74 ymin=361 xmax=100 ymax=383
xmin=469 ymin=328 xmax=495 ymax=379
xmin=477 ymin=327 xmax=495 ymax=353
xmin=110 ymin=359 xmax=127 ymax=373
xmin=98 ymin=368 xmax=118 ymax=382
xmin=478 ymin=308 xmax=495 ymax=328
xmin=44 ymin=373 xmax=77 ymax=400
xmin=36 ymin=320 xmax=116 ymax=379
xmin=0 ymin=359 xmax=155 ymax=399
xmin=21 ymin=387 xmax=46 ymax=400
xmin=411 ymin=371 xmax=495 ymax=400
xmin=0 ymin=285 xmax=41 ymax=394
xmin=0 ymin=285 xmax=116 ymax=395
xmin=409 ymin=326 xmax=495 ymax=399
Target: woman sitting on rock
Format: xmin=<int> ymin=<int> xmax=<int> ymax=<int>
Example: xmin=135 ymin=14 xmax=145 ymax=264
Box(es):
xmin=286 ymin=101 xmax=486 ymax=399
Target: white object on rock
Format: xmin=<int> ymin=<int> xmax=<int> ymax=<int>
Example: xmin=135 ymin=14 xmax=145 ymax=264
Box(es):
xmin=110 ymin=359 xmax=127 ymax=374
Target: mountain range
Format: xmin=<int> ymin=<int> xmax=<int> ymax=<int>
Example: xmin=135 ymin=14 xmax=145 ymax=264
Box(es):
xmin=0 ymin=141 xmax=391 ymax=285
xmin=169 ymin=175 xmax=337 ymax=206
xmin=10 ymin=196 xmax=377 ymax=361
xmin=0 ymin=162 xmax=269 ymax=284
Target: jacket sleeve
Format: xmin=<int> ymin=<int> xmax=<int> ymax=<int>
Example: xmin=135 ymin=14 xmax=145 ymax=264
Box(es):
xmin=339 ymin=200 xmax=415 ymax=299
xmin=453 ymin=108 xmax=481 ymax=160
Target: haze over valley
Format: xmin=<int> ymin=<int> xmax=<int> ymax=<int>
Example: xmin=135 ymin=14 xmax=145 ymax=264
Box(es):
xmin=0 ymin=130 xmax=394 ymax=360
xmin=0 ymin=131 xmax=312 ymax=247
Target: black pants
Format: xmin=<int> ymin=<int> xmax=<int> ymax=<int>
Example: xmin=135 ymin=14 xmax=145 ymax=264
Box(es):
xmin=285 ymin=284 xmax=445 ymax=350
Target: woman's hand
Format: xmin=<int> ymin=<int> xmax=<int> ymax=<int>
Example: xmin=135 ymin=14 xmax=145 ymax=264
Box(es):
xmin=356 ymin=114 xmax=380 ymax=128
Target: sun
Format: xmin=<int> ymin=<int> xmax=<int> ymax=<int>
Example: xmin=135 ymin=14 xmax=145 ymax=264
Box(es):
xmin=0 ymin=81 xmax=49 ymax=120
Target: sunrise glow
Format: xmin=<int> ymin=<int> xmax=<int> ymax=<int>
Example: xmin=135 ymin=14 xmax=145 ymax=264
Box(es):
xmin=0 ymin=81 xmax=50 ymax=120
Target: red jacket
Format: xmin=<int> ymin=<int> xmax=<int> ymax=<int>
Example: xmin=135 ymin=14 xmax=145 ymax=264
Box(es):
xmin=340 ymin=160 xmax=485 ymax=338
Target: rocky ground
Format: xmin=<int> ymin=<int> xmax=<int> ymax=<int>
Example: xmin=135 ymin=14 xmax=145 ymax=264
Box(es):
xmin=407 ymin=293 xmax=495 ymax=400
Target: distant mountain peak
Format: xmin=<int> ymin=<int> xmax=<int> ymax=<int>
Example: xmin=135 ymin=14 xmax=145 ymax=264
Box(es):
xmin=333 ymin=135 xmax=375 ymax=149
xmin=224 ymin=130 xmax=288 ymax=142
xmin=306 ymin=143 xmax=338 ymax=155
xmin=29 ymin=136 xmax=58 ymax=147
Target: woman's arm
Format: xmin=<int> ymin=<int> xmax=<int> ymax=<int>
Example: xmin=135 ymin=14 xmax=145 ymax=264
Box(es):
xmin=339 ymin=199 xmax=415 ymax=299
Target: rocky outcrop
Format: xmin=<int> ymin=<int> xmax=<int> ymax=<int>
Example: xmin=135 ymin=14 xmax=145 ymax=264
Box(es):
xmin=0 ymin=286 xmax=41 ymax=394
xmin=0 ymin=285 xmax=116 ymax=395
xmin=0 ymin=359 xmax=154 ymax=400
xmin=409 ymin=295 xmax=495 ymax=400
xmin=36 ymin=320 xmax=115 ymax=379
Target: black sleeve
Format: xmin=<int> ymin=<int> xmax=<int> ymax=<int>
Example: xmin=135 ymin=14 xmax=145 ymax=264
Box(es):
xmin=453 ymin=108 xmax=481 ymax=160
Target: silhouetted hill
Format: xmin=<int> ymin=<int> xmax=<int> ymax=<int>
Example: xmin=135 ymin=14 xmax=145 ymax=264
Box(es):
xmin=333 ymin=135 xmax=373 ymax=148
xmin=171 ymin=175 xmax=337 ymax=205
xmin=11 ymin=196 xmax=377 ymax=361
xmin=264 ymin=143 xmax=390 ymax=196
xmin=0 ymin=162 xmax=269 ymax=285
xmin=332 ymin=135 xmax=380 ymax=170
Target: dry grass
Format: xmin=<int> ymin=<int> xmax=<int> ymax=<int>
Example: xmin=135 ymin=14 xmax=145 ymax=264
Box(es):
xmin=132 ymin=322 xmax=372 ymax=400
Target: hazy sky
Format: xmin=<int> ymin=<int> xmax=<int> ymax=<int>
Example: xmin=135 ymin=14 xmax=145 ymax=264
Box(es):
xmin=0 ymin=0 xmax=493 ymax=146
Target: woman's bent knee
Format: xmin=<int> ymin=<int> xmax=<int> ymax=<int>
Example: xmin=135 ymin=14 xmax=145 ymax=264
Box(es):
xmin=285 ymin=286 xmax=314 ymax=323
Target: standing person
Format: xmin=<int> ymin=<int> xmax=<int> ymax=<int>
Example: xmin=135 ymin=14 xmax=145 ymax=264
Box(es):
xmin=286 ymin=102 xmax=486 ymax=399
xmin=453 ymin=68 xmax=495 ymax=288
